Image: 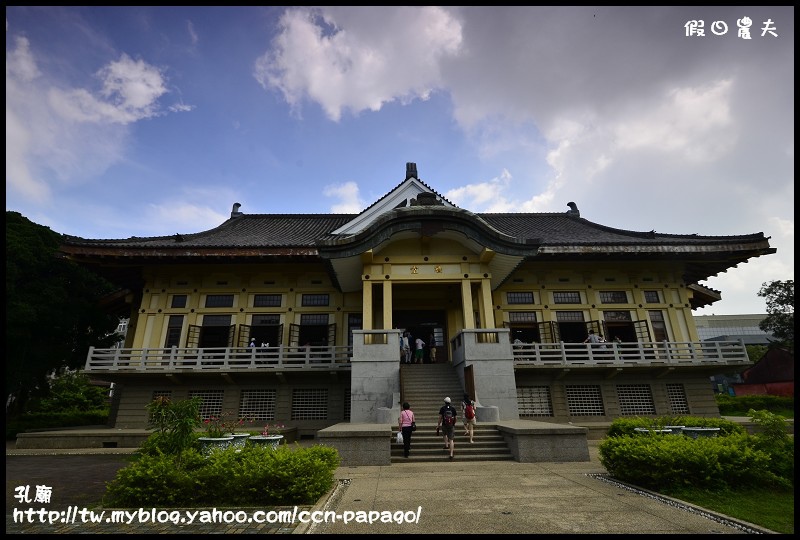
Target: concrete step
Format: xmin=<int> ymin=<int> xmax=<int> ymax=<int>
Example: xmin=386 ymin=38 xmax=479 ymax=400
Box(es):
xmin=401 ymin=363 xmax=476 ymax=421
xmin=396 ymin=364 xmax=513 ymax=462
xmin=393 ymin=441 xmax=508 ymax=451
xmin=391 ymin=424 xmax=513 ymax=463
xmin=391 ymin=453 xmax=514 ymax=463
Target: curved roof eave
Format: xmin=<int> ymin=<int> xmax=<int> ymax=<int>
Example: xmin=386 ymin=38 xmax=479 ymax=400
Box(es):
xmin=317 ymin=205 xmax=538 ymax=259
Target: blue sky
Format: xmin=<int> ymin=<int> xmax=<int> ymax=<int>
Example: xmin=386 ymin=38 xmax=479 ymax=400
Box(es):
xmin=6 ymin=6 xmax=794 ymax=315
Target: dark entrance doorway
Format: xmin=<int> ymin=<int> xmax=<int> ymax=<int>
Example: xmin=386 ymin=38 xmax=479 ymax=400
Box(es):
xmin=394 ymin=310 xmax=447 ymax=363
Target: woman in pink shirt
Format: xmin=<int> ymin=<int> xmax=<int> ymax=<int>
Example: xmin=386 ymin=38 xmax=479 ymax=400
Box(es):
xmin=398 ymin=402 xmax=416 ymax=458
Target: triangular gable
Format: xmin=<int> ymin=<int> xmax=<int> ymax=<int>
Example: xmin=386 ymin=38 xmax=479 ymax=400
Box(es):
xmin=331 ymin=163 xmax=456 ymax=235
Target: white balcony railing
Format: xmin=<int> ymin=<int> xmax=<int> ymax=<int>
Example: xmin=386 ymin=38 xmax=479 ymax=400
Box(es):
xmin=511 ymin=340 xmax=750 ymax=367
xmin=84 ymin=339 xmax=750 ymax=373
xmin=84 ymin=344 xmax=353 ymax=372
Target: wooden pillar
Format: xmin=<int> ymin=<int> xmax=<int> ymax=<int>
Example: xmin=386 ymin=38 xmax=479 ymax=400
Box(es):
xmin=362 ymin=280 xmax=373 ymax=330
xmin=382 ymin=281 xmax=393 ymax=330
xmin=461 ymin=279 xmax=475 ymax=329
xmin=479 ymin=277 xmax=494 ymax=329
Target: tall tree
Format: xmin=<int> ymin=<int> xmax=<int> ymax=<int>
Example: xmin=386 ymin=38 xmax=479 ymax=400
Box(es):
xmin=6 ymin=212 xmax=120 ymax=415
xmin=757 ymin=279 xmax=794 ymax=348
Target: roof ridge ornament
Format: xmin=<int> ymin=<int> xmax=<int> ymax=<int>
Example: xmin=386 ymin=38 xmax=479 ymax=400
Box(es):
xmin=566 ymin=201 xmax=580 ymax=217
xmin=405 ymin=162 xmax=418 ymax=180
xmin=412 ymin=192 xmax=442 ymax=206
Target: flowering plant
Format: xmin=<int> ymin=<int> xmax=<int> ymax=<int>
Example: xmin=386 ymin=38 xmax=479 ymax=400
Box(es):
xmin=228 ymin=415 xmax=255 ymax=434
xmin=202 ymin=414 xmax=230 ymax=438
xmin=261 ymin=422 xmax=285 ymax=436
xmin=202 ymin=411 xmax=253 ymax=438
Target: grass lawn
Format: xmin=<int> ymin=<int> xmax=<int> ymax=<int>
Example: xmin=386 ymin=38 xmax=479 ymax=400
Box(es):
xmin=663 ymin=486 xmax=794 ymax=534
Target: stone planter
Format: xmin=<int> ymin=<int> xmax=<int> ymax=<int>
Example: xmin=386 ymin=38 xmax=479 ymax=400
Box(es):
xmin=198 ymin=436 xmax=234 ymax=455
xmin=275 ymin=427 xmax=297 ymax=443
xmin=682 ymin=427 xmax=720 ymax=439
xmin=228 ymin=433 xmax=252 ymax=449
xmin=248 ymin=435 xmax=284 ymax=449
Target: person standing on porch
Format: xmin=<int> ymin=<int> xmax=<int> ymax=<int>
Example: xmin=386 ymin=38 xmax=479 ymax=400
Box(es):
xmin=414 ymin=336 xmax=425 ymax=364
xmin=402 ymin=332 xmax=413 ymax=364
xmin=583 ymin=330 xmax=602 ymax=345
xmin=428 ymin=333 xmax=437 ymax=363
xmin=401 ymin=332 xmax=411 ymax=364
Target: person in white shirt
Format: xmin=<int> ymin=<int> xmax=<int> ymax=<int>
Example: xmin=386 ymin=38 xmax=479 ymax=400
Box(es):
xmin=401 ymin=332 xmax=411 ymax=364
xmin=583 ymin=330 xmax=601 ymax=344
xmin=414 ymin=337 xmax=425 ymax=364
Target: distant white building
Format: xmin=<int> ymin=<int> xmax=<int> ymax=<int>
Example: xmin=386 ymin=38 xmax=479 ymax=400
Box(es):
xmin=695 ymin=314 xmax=774 ymax=394
xmin=694 ymin=314 xmax=773 ymax=345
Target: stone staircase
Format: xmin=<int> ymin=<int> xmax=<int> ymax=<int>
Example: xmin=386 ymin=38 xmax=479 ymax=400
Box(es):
xmin=392 ymin=363 xmax=514 ymax=463
xmin=400 ymin=363 xmax=464 ymax=423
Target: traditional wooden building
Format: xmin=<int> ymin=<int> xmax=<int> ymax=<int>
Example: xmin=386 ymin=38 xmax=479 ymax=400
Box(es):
xmin=732 ymin=347 xmax=794 ymax=397
xmin=61 ymin=163 xmax=775 ymax=439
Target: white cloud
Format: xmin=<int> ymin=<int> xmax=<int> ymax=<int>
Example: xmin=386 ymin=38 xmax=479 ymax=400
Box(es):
xmin=768 ymin=216 xmax=794 ymax=239
xmin=144 ymin=202 xmax=229 ymax=235
xmin=253 ymin=6 xmax=463 ymax=121
xmin=48 ymin=54 xmax=169 ymax=125
xmin=324 ymin=181 xmax=364 ymax=213
xmin=614 ymin=79 xmax=735 ymax=162
xmin=187 ymin=20 xmax=199 ymax=46
xmin=5 ymin=36 xmax=40 ymax=82
xmin=445 ymin=169 xmax=517 ymax=212
xmin=6 ymin=35 xmax=189 ymax=206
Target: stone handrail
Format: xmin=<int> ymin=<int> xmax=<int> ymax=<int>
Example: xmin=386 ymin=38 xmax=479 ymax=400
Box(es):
xmin=84 ymin=338 xmax=749 ymax=372
xmin=511 ymin=340 xmax=749 ymax=366
xmin=84 ymin=344 xmax=353 ymax=372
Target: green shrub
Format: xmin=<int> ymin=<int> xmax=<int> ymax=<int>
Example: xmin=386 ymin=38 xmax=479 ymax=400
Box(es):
xmin=605 ymin=415 xmax=745 ymax=438
xmin=104 ymin=448 xmax=205 ymax=507
xmin=104 ymin=444 xmax=340 ymax=508
xmin=747 ymin=409 xmax=792 ymax=442
xmin=34 ymin=371 xmax=110 ymax=413
xmin=598 ymin=433 xmax=785 ymax=491
xmin=746 ymin=409 xmax=794 ymax=485
xmin=6 ymin=370 xmax=112 ymax=439
xmin=142 ymin=396 xmax=201 ymax=457
xmin=600 ymin=411 xmax=794 ymax=492
xmin=715 ymin=394 xmax=794 ymax=416
xmin=5 ymin=409 xmax=110 ymax=439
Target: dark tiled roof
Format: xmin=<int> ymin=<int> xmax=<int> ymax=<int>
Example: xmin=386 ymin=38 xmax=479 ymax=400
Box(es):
xmin=478 ymin=213 xmax=763 ymax=245
xmin=61 ymin=211 xmax=767 ymax=248
xmin=63 ymin=214 xmax=356 ymax=248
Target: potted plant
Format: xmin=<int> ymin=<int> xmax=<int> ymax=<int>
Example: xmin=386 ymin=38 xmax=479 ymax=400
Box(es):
xmin=197 ymin=413 xmax=234 ymax=455
xmin=249 ymin=422 xmax=285 ymax=449
xmin=227 ymin=415 xmax=255 ymax=449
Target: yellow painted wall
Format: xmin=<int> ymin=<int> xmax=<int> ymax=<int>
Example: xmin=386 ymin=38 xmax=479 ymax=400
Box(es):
xmin=129 ymin=254 xmax=702 ymax=349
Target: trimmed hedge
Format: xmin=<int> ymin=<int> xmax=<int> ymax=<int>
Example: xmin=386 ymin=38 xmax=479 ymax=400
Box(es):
xmin=600 ymin=414 xmax=793 ymax=492
xmin=104 ymin=444 xmax=340 ymax=507
xmin=605 ymin=415 xmax=745 ymax=438
xmin=715 ymin=394 xmax=794 ymax=416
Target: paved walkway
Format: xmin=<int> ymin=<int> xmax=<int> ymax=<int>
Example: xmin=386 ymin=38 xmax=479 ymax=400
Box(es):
xmin=6 ymin=440 xmax=772 ymax=534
